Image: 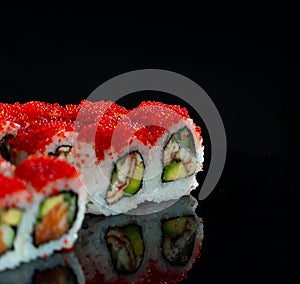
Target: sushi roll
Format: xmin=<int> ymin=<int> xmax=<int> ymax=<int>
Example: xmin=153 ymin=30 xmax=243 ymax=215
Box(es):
xmin=0 ymin=174 xmax=33 ymax=271
xmin=14 ymin=156 xmax=87 ymax=263
xmin=75 ymin=195 xmax=203 ymax=284
xmin=74 ymin=100 xmax=203 ymax=215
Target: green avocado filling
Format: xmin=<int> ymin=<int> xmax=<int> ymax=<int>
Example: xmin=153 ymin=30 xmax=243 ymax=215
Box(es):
xmin=162 ymin=127 xmax=197 ymax=182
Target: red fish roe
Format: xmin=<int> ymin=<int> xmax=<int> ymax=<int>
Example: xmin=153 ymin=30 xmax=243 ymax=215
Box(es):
xmin=79 ymin=114 xmax=136 ymax=161
xmin=0 ymin=103 xmax=28 ymax=126
xmin=20 ymin=101 xmax=68 ymax=121
xmin=137 ymin=101 xmax=190 ymax=120
xmin=0 ymin=174 xmax=32 ymax=208
xmin=65 ymin=103 xmax=81 ymax=121
xmin=134 ymin=125 xmax=167 ymax=146
xmin=11 ymin=118 xmax=74 ymax=155
xmin=135 ymin=101 xmax=202 ymax=137
xmin=73 ymin=100 xmax=128 ymax=130
xmin=15 ymin=156 xmax=78 ymax=194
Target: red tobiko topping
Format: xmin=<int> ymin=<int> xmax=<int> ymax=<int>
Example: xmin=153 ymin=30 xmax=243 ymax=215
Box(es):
xmin=78 ymin=114 xmax=135 ymax=161
xmin=11 ymin=118 xmax=74 ymax=155
xmin=137 ymin=101 xmax=190 ymax=119
xmin=77 ymin=101 xmax=198 ymax=161
xmin=20 ymin=101 xmax=68 ymax=120
xmin=73 ymin=100 xmax=128 ymax=130
xmin=15 ymin=156 xmax=78 ymax=193
xmin=0 ymin=174 xmax=32 ymax=208
xmin=128 ymin=102 xmax=185 ymax=131
xmin=134 ymin=125 xmax=167 ymax=146
xmin=0 ymin=102 xmax=29 ymax=126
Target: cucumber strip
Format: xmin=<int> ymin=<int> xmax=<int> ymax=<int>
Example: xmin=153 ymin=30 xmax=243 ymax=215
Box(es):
xmin=64 ymin=192 xmax=78 ymax=225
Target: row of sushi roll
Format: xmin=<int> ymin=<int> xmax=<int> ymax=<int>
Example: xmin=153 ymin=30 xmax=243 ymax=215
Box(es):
xmin=75 ymin=195 xmax=203 ymax=284
xmin=0 ymin=155 xmax=87 ymax=271
xmin=1 ymin=100 xmax=204 ymax=216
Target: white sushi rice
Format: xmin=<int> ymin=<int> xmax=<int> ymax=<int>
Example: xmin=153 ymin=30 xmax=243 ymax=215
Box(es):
xmin=74 ymin=118 xmax=204 ymax=216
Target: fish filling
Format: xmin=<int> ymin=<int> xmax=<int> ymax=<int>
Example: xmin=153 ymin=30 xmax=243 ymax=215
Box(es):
xmin=106 ymin=224 xmax=144 ymax=274
xmin=33 ymin=191 xmax=77 ymax=246
xmin=0 ymin=208 xmax=23 ymax=256
xmin=106 ymin=151 xmax=145 ymax=205
xmin=161 ymin=216 xmax=197 ymax=266
xmin=162 ymin=127 xmax=197 ymax=182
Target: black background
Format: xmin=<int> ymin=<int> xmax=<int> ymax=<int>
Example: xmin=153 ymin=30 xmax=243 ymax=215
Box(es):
xmin=0 ymin=12 xmax=297 ymax=283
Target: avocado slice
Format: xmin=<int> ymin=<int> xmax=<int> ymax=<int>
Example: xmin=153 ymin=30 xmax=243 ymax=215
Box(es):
xmin=38 ymin=194 xmax=64 ymax=220
xmin=124 ymin=162 xmax=144 ymax=195
xmin=0 ymin=224 xmax=15 ymax=249
xmin=0 ymin=209 xmax=23 ymax=226
xmin=162 ymin=217 xmax=188 ymax=238
xmin=162 ymin=161 xmax=188 ymax=181
xmin=123 ymin=225 xmax=144 ymax=257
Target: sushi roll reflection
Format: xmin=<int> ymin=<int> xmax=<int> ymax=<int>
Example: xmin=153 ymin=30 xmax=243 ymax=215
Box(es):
xmin=75 ymin=195 xmax=203 ymax=284
xmin=106 ymin=224 xmax=144 ymax=274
